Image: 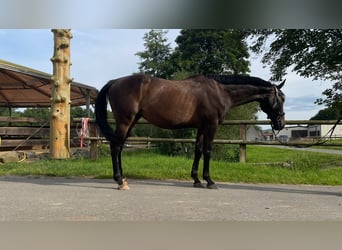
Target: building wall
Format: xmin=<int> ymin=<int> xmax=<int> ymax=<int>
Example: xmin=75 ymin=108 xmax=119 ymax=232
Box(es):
xmin=262 ymin=124 xmax=342 ymax=141
xmin=321 ymin=124 xmax=342 ymax=138
xmin=276 ymin=126 xmax=308 ymax=140
xmin=308 ymin=124 xmax=342 ymax=139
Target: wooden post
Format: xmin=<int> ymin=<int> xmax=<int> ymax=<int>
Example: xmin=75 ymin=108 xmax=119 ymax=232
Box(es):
xmin=239 ymin=124 xmax=247 ymax=163
xmin=50 ymin=29 xmax=72 ymax=159
xmin=85 ymin=89 xmax=90 ymax=118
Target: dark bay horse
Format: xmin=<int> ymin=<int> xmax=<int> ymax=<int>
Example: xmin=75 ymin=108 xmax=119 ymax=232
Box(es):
xmin=95 ymin=74 xmax=285 ymax=190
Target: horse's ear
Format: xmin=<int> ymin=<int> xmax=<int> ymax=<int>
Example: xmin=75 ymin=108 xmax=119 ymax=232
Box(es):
xmin=277 ymin=79 xmax=286 ymax=89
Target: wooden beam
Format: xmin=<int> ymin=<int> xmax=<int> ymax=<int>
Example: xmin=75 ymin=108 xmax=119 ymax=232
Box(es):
xmin=0 ymin=127 xmax=49 ymax=137
xmin=0 ymin=116 xmax=47 ymax=123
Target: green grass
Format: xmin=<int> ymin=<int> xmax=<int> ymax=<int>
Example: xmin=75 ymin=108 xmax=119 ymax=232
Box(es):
xmin=311 ymin=139 xmax=342 ymax=151
xmin=246 ymin=146 xmax=342 ymax=169
xmin=0 ymin=145 xmax=341 ymax=185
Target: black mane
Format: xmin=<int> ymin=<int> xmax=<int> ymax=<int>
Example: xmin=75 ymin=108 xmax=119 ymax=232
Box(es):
xmin=205 ymin=74 xmax=273 ymax=87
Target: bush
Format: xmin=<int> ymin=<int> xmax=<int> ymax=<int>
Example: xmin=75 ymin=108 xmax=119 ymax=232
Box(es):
xmin=98 ymin=143 xmax=111 ymax=157
xmin=211 ymin=144 xmax=240 ymax=162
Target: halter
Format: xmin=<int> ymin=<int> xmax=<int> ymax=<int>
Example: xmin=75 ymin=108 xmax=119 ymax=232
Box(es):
xmin=267 ymin=86 xmax=285 ymax=130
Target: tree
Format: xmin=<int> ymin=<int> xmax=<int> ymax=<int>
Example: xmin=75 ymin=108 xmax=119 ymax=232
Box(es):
xmin=14 ymin=106 xmax=93 ymax=124
xmin=0 ymin=107 xmax=15 ymax=116
xmin=173 ymin=29 xmax=250 ymax=75
xmin=310 ymin=106 xmax=341 ymax=120
xmin=21 ymin=108 xmax=50 ymax=120
xmin=70 ymin=106 xmax=94 ymax=120
xmin=248 ymin=29 xmax=342 ymax=109
xmin=135 ymin=29 xmax=173 ymax=78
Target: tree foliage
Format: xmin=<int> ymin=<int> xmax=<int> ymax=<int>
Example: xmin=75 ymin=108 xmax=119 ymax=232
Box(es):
xmin=310 ymin=105 xmax=341 ymax=120
xmin=0 ymin=107 xmax=93 ymax=121
xmin=173 ymin=29 xmax=250 ymax=75
xmin=248 ymin=29 xmax=342 ymax=108
xmin=135 ymin=29 xmax=173 ymax=78
xmin=0 ymin=107 xmax=14 ymax=116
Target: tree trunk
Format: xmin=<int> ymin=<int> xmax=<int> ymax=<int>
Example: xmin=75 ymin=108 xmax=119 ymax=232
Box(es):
xmin=50 ymin=29 xmax=72 ymax=159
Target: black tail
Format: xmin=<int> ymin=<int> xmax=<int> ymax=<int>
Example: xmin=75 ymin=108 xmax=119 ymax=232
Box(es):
xmin=95 ymin=80 xmax=116 ymax=141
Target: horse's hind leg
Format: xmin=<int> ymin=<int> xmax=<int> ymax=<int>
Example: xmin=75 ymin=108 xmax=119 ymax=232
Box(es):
xmin=110 ymin=122 xmax=133 ymax=190
xmin=110 ymin=115 xmax=141 ymax=190
xmin=110 ymin=138 xmax=129 ymax=190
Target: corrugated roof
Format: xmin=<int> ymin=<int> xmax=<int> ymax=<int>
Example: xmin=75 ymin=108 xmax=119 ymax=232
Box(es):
xmin=0 ymin=59 xmax=98 ymax=107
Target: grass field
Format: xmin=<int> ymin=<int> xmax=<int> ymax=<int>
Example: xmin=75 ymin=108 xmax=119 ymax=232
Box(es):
xmin=312 ymin=139 xmax=342 ymax=151
xmin=0 ymin=145 xmax=341 ymax=185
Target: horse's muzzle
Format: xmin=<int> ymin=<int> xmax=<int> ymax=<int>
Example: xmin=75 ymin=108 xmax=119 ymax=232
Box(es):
xmin=271 ymin=112 xmax=285 ymax=130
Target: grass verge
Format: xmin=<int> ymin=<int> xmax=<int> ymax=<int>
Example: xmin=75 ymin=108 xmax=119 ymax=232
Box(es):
xmin=0 ymin=145 xmax=341 ymax=185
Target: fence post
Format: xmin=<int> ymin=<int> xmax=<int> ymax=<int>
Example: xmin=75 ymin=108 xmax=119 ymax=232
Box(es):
xmin=239 ymin=124 xmax=247 ymax=163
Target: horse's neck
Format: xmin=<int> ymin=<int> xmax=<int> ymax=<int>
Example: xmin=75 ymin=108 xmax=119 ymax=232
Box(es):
xmin=224 ymin=84 xmax=272 ymax=107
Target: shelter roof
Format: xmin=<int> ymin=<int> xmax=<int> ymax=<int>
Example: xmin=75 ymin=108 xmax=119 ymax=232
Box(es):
xmin=0 ymin=59 xmax=98 ymax=108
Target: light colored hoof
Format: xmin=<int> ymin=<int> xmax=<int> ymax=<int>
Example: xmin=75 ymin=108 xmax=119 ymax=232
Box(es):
xmin=118 ymin=178 xmax=130 ymax=190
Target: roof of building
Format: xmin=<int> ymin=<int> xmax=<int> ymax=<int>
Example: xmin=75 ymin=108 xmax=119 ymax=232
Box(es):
xmin=0 ymin=59 xmax=98 ymax=108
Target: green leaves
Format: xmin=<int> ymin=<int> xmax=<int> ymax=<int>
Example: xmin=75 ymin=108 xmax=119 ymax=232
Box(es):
xmin=135 ymin=29 xmax=174 ymax=78
xmin=248 ymin=29 xmax=342 ymax=107
xmin=174 ymin=29 xmax=250 ymax=75
xmin=136 ymin=29 xmax=251 ymax=78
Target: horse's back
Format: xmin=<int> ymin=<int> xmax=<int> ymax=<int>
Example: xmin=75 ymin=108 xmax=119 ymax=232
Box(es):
xmin=106 ymin=74 xmax=228 ymax=129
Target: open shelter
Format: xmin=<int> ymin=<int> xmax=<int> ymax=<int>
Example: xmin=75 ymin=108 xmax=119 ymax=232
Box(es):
xmin=0 ymin=59 xmax=98 ymax=109
xmin=0 ymin=59 xmax=98 ymax=151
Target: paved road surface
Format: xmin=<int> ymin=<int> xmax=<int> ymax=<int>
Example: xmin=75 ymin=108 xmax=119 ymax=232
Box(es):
xmin=0 ymin=176 xmax=341 ymax=221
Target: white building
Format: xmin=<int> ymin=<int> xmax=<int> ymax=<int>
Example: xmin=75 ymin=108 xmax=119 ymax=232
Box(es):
xmin=308 ymin=124 xmax=342 ymax=139
xmin=262 ymin=124 xmax=342 ymax=141
xmin=263 ymin=125 xmax=308 ymax=141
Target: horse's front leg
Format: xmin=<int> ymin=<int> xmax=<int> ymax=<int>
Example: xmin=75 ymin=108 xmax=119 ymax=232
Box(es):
xmin=202 ymin=126 xmax=218 ymax=189
xmin=191 ymin=132 xmax=204 ymax=188
xmin=202 ymin=146 xmax=217 ymax=189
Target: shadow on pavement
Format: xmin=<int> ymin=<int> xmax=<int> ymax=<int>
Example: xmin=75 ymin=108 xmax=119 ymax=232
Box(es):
xmin=0 ymin=176 xmax=340 ymax=197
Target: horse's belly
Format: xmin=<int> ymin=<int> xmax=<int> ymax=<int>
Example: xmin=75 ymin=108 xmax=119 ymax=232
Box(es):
xmin=142 ymin=106 xmax=196 ymax=129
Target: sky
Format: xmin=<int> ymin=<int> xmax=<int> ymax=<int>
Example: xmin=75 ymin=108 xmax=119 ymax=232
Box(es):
xmin=0 ymin=29 xmax=333 ymax=128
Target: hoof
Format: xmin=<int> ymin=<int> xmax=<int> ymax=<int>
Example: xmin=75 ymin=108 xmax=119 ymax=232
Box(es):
xmin=193 ymin=181 xmax=205 ymax=188
xmin=117 ymin=178 xmax=130 ymax=190
xmin=207 ymin=183 xmax=218 ymax=189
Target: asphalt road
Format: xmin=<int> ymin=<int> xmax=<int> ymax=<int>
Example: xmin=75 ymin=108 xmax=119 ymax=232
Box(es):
xmin=0 ymin=176 xmax=341 ymax=221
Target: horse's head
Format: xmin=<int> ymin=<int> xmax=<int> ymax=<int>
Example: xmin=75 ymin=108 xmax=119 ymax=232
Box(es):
xmin=260 ymin=80 xmax=286 ymax=130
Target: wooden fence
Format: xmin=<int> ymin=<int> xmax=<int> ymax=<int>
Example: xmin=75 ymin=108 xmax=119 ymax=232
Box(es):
xmin=75 ymin=118 xmax=342 ymax=162
xmin=0 ymin=117 xmax=340 ymax=161
xmin=0 ymin=117 xmax=95 ymax=150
